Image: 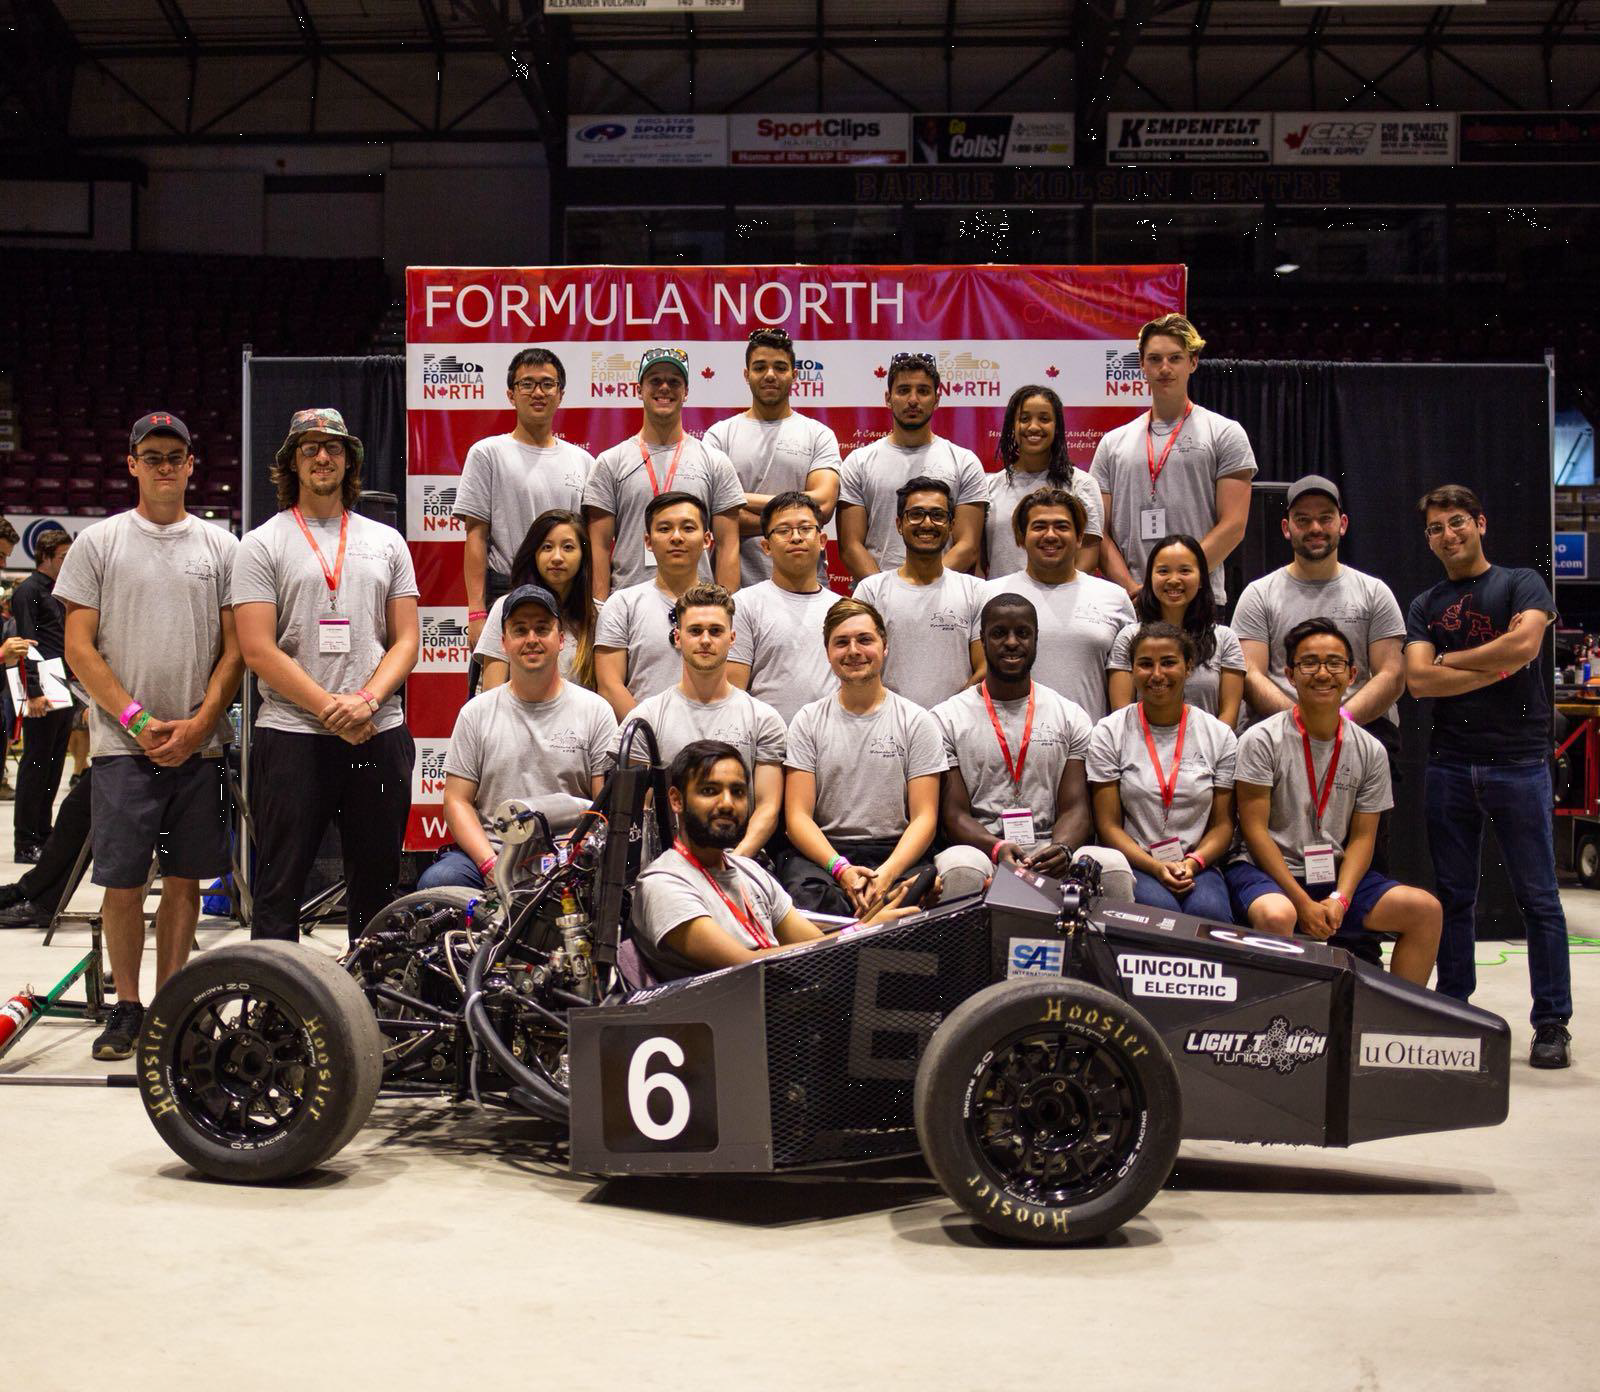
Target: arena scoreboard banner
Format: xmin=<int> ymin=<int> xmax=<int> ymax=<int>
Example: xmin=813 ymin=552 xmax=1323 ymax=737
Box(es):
xmin=403 ymin=262 xmax=1185 ymax=848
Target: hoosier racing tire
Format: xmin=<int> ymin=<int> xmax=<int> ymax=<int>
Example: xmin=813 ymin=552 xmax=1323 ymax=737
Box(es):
xmin=915 ymin=978 xmax=1181 ymax=1245
xmin=137 ymin=942 xmax=383 ymax=1183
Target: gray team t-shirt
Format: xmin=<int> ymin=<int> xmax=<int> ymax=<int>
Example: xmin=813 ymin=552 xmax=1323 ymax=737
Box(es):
xmin=785 ymin=690 xmax=947 ymax=840
xmin=702 ymin=412 xmax=842 ymax=588
xmin=231 ymin=509 xmax=418 ymax=735
xmin=727 ymin=579 xmax=840 ymax=723
xmin=1088 ymin=404 xmax=1257 ymax=602
xmin=471 ymin=591 xmax=581 ymax=682
xmin=633 ymin=847 xmax=793 ymax=956
xmin=622 ymin=685 xmax=787 ymax=775
xmin=583 ymin=434 xmax=744 ymax=590
xmin=1086 ymin=704 xmax=1239 ymax=854
xmin=53 ymin=510 xmax=240 ymax=760
xmin=443 ymin=680 xmax=617 ymax=843
xmin=1232 ymin=710 xmax=1393 ymax=876
xmin=1108 ymin=621 xmax=1245 ymax=719
xmin=932 ymin=682 xmax=1093 ymax=838
xmin=984 ymin=466 xmax=1104 ymax=578
xmin=594 ymin=580 xmax=682 ymax=704
xmin=838 ymin=435 xmax=988 ymax=571
xmin=973 ymin=571 xmax=1136 ymax=721
xmin=451 ymin=434 xmax=593 ymax=573
xmin=853 ymin=569 xmax=982 ymax=709
xmin=1231 ymin=565 xmax=1406 ymax=725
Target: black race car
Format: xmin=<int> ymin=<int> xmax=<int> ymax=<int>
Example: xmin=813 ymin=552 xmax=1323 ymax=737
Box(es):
xmin=134 ymin=721 xmax=1510 ymax=1244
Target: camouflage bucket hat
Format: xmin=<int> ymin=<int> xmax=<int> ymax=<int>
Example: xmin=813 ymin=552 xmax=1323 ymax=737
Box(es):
xmin=275 ymin=407 xmax=366 ymax=470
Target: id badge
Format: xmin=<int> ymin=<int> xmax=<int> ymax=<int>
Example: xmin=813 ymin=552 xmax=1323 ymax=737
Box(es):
xmin=1148 ymin=836 xmax=1184 ymax=863
xmin=1302 ymin=842 xmax=1337 ymax=885
xmin=1139 ymin=507 xmax=1168 ymax=541
xmin=1000 ymin=807 xmax=1037 ymax=847
xmin=318 ymin=618 xmax=351 ymax=654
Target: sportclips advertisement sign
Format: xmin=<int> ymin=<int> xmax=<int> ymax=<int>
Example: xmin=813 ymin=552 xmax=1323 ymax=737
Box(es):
xmin=728 ymin=114 xmax=910 ymax=165
xmin=403 ymin=263 xmax=1184 ymax=847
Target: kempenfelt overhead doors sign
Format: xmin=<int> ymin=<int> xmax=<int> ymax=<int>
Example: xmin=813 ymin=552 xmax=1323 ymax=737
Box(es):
xmin=1108 ymin=113 xmax=1271 ymax=164
xmin=566 ymin=115 xmax=728 ymax=167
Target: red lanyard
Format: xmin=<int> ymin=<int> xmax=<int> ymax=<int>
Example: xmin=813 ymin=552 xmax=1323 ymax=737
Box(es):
xmin=638 ymin=435 xmax=686 ymax=496
xmin=1292 ymin=705 xmax=1343 ymax=835
xmin=981 ymin=682 xmax=1035 ymax=790
xmin=674 ymin=840 xmax=774 ymax=949
xmin=291 ymin=507 xmax=348 ymax=609
xmin=1144 ymin=403 xmax=1193 ymax=498
xmin=1137 ymin=703 xmax=1188 ymax=822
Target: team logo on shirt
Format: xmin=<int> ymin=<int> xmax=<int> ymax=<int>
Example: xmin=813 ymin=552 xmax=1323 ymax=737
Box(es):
xmin=182 ymin=558 xmax=218 ymax=581
xmin=548 ymin=726 xmax=590 ymax=755
xmin=418 ymin=608 xmax=473 ymax=670
xmin=421 ymin=352 xmax=486 ymax=401
xmin=935 ymin=350 xmax=1001 ymax=399
xmin=868 ymin=733 xmax=908 ymax=759
xmin=1104 ymin=348 xmax=1146 ymax=398
xmin=589 ymin=351 xmax=642 ymax=398
xmin=928 ymin=606 xmax=968 ymax=633
xmin=1432 ymin=595 xmax=1497 ymax=644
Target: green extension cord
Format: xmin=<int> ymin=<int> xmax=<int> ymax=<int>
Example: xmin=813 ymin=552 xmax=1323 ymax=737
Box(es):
xmin=1474 ymin=934 xmax=1600 ymax=968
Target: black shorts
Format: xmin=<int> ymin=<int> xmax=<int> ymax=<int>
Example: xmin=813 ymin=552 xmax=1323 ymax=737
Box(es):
xmin=90 ymin=754 xmax=230 ymax=888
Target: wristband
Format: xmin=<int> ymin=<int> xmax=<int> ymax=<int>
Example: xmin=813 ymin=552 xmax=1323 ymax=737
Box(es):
xmin=1332 ymin=891 xmax=1350 ymax=912
xmin=1186 ymin=850 xmax=1207 ymax=871
xmin=357 ymin=688 xmax=379 ymax=711
xmin=989 ymin=840 xmax=1006 ymax=864
xmin=119 ymin=700 xmax=144 ymax=729
xmin=129 ymin=710 xmax=152 ymax=737
xmin=477 ymin=854 xmax=497 ymax=878
xmin=828 ymin=855 xmax=851 ymax=881
xmin=468 ymin=610 xmax=489 ymax=622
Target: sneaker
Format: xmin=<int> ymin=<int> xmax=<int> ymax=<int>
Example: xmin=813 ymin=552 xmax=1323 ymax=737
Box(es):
xmin=92 ymin=1001 xmax=144 ymax=1061
xmin=1530 ymin=1023 xmax=1571 ymax=1070
xmin=0 ymin=899 xmax=49 ymax=930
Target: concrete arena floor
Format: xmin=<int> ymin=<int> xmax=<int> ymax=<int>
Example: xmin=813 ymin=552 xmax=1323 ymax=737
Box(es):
xmin=1 ymin=782 xmax=1597 ymax=1392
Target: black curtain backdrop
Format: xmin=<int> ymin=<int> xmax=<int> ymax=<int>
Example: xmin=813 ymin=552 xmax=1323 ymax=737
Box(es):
xmin=1203 ymin=359 xmax=1554 ymax=936
xmin=243 ymin=354 xmax=1553 ymax=933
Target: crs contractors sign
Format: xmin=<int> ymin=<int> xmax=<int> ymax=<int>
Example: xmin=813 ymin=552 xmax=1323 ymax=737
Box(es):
xmin=567 ymin=114 xmax=727 ymax=168
xmin=1109 ymin=113 xmax=1270 ymax=164
xmin=912 ymin=114 xmax=1075 ymax=166
xmin=729 ymin=113 xmax=910 ymax=166
xmin=1274 ymin=113 xmax=1455 ymax=165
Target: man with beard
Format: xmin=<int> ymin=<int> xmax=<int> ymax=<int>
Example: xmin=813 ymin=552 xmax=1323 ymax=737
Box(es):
xmin=932 ymin=594 xmax=1134 ymax=900
xmin=234 ymin=408 xmax=420 ymax=942
xmin=632 ymin=740 xmax=916 ymax=975
xmin=727 ymin=492 xmax=840 ymax=723
xmin=585 ymin=347 xmax=743 ymax=600
xmin=852 ymin=476 xmax=984 ymax=708
xmin=623 ymin=583 xmax=787 ymax=857
xmin=975 ymin=487 xmax=1135 ymax=721
xmin=837 ymin=351 xmax=986 ymax=579
xmin=1405 ymin=484 xmax=1571 ymax=1066
xmin=704 ymin=328 xmax=842 ymax=589
xmin=419 ymin=584 xmax=616 ymax=890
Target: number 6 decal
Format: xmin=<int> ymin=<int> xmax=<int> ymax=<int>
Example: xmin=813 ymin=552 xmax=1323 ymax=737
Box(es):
xmin=627 ymin=1036 xmax=691 ymax=1141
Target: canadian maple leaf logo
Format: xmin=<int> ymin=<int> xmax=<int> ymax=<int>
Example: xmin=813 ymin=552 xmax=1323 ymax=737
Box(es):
xmin=1045 ymin=365 xmax=1059 ymax=378
xmin=1283 ymin=125 xmax=1309 ymax=151
xmin=874 ymin=365 xmax=887 ymax=379
xmin=701 ymin=366 xmax=715 ymax=379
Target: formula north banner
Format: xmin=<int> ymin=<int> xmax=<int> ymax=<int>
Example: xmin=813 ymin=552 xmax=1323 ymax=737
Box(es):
xmin=403 ymin=263 xmax=1185 ymax=846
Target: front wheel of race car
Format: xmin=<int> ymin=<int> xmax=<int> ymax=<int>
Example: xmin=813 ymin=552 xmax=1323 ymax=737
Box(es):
xmin=137 ymin=942 xmax=384 ymax=1183
xmin=915 ymin=978 xmax=1181 ymax=1245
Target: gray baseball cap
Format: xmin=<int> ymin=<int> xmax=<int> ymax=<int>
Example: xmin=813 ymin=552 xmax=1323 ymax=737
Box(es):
xmin=1286 ymin=474 xmax=1342 ymax=510
xmin=502 ymin=583 xmax=561 ymax=625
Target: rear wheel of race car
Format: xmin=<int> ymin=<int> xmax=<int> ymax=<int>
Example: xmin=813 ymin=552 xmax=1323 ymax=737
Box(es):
xmin=137 ymin=942 xmax=384 ymax=1183
xmin=915 ymin=978 xmax=1181 ymax=1245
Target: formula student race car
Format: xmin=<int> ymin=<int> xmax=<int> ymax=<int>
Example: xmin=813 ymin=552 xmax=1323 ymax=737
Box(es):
xmin=134 ymin=721 xmax=1512 ymax=1244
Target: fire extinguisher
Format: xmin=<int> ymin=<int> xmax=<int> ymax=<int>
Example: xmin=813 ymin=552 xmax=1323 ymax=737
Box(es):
xmin=0 ymin=991 xmax=41 ymax=1050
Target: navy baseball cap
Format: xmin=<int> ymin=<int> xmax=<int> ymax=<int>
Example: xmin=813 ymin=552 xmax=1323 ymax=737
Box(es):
xmin=502 ymin=583 xmax=561 ymax=625
xmin=129 ymin=412 xmax=192 ymax=450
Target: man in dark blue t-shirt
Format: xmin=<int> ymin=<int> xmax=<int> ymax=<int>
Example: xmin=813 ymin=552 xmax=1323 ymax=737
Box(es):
xmin=1404 ymin=483 xmax=1572 ymax=1068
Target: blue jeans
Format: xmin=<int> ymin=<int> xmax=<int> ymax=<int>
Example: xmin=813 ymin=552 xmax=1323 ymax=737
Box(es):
xmin=1424 ymin=760 xmax=1572 ymax=1026
xmin=416 ymin=847 xmax=486 ymax=891
xmin=1131 ymin=867 xmax=1235 ymax=923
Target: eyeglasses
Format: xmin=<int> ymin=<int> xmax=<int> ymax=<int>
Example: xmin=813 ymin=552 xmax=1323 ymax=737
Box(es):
xmin=297 ymin=440 xmax=346 ymax=460
xmin=135 ymin=450 xmax=189 ymax=471
xmin=1424 ymin=514 xmax=1476 ymax=539
xmin=766 ymin=522 xmax=820 ymax=541
xmin=901 ymin=508 xmax=950 ymax=525
xmin=512 ymin=377 xmax=561 ymax=396
xmin=1293 ymin=655 xmax=1351 ymax=674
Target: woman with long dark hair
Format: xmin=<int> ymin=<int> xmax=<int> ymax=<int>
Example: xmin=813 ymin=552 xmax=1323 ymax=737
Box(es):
xmin=983 ymin=384 xmax=1104 ymax=577
xmin=1106 ymin=532 xmax=1244 ymax=726
xmin=472 ymin=508 xmax=596 ymax=689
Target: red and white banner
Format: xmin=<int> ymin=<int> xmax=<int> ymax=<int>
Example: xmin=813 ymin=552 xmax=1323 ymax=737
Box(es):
xmin=404 ymin=263 xmax=1185 ymax=846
